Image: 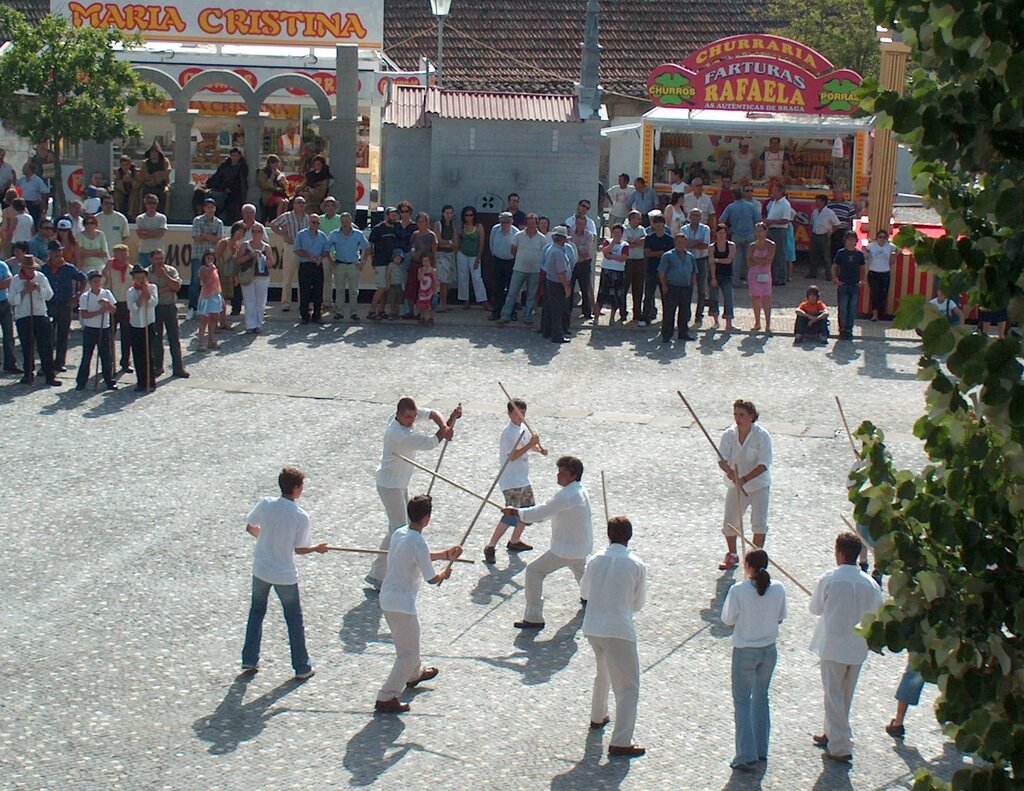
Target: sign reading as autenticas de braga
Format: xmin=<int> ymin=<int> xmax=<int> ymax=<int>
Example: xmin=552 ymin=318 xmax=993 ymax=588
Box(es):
xmin=646 ymin=34 xmax=862 ymax=115
xmin=49 ymin=0 xmax=383 ymax=48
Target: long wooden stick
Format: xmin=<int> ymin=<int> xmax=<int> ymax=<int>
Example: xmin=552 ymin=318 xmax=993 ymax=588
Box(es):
xmin=601 ymin=470 xmax=610 ymax=527
xmin=725 ymin=524 xmax=812 ymax=596
xmin=498 ymin=381 xmax=548 ymax=454
xmin=733 ymin=467 xmax=747 ymax=564
xmin=395 ymin=453 xmax=505 ymax=510
xmin=325 ymin=545 xmax=475 ymax=564
xmin=440 ymin=434 xmax=525 ymax=583
xmin=677 ymin=391 xmax=749 ymax=497
xmin=834 ymin=396 xmax=861 ymax=459
xmin=427 ymin=402 xmax=462 ymax=496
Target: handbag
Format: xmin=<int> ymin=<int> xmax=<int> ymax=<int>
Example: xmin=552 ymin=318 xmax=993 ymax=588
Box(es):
xmin=236 ymin=251 xmax=255 ymax=286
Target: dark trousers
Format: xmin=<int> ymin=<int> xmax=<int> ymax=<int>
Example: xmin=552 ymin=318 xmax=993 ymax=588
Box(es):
xmin=111 ymin=301 xmax=131 ymax=369
xmin=836 ymin=283 xmax=860 ymax=338
xmin=76 ymin=326 xmax=114 ymax=387
xmin=188 ymin=259 xmax=202 ymax=311
xmin=541 ymin=278 xmax=568 ymax=341
xmin=570 ymin=259 xmax=593 ymax=319
xmin=129 ymin=324 xmax=158 ymax=389
xmin=830 ymin=228 xmax=846 ymax=261
xmin=795 ymin=313 xmax=830 ymax=338
xmin=642 ymin=263 xmax=660 ymax=321
xmin=490 ymin=258 xmax=514 ymax=319
xmin=867 ymin=271 xmax=890 ymax=316
xmin=153 ymin=303 xmax=184 ymax=374
xmin=0 ymin=300 xmax=17 ymax=369
xmin=625 ymin=259 xmax=646 ymax=318
xmin=298 ymin=261 xmax=324 ymax=321
xmin=26 ymin=200 xmax=42 ymax=229
xmin=661 ymin=284 xmax=693 ymax=340
xmin=231 ymin=284 xmax=242 ymax=315
xmin=767 ymin=228 xmax=788 ymax=285
xmin=16 ymin=315 xmax=53 ymax=378
xmin=46 ymin=299 xmax=72 ymax=368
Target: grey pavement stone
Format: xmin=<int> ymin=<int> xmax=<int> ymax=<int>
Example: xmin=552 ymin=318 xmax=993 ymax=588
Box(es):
xmin=0 ymin=315 xmax=964 ymax=790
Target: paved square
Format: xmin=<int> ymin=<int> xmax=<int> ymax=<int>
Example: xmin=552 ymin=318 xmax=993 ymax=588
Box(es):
xmin=0 ymin=316 xmax=969 ymax=790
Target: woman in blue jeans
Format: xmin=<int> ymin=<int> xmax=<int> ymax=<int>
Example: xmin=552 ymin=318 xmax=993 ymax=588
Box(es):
xmin=710 ymin=224 xmax=737 ymax=332
xmin=721 ymin=549 xmax=788 ymax=771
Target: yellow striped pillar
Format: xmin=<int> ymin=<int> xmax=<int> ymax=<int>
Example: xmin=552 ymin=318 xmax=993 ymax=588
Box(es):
xmin=867 ymin=38 xmax=911 ymax=236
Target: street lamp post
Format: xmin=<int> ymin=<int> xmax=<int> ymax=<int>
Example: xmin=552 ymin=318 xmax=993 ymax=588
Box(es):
xmin=429 ymin=0 xmax=452 ymax=88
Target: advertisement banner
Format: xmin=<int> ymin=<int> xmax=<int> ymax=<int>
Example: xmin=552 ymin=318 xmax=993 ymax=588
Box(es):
xmin=646 ymin=35 xmax=862 ymax=115
xmin=51 ymin=0 xmax=383 ymax=48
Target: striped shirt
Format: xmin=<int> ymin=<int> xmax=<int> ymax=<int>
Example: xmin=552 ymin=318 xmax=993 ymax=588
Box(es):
xmin=191 ymin=214 xmax=224 ymax=261
xmin=827 ymin=199 xmax=855 ymax=229
xmin=270 ymin=211 xmax=309 ymax=245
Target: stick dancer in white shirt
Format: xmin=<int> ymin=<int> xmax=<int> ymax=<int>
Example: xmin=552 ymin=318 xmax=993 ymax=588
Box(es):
xmin=375 ymin=495 xmax=463 ymax=714
xmin=809 ymin=531 xmax=884 ymax=762
xmin=581 ymin=516 xmax=647 ymax=759
xmin=368 ymin=398 xmax=458 ymax=588
xmin=483 ymin=398 xmax=547 ymax=565
xmin=505 ymin=455 xmax=593 ymax=630
xmin=75 ymin=269 xmax=118 ymax=390
xmin=717 ymin=399 xmax=773 ymax=570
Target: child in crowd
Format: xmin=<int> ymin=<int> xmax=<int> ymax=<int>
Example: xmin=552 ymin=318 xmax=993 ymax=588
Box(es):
xmin=793 ymin=285 xmax=830 ymax=344
xmin=928 ymin=288 xmax=962 ymax=327
xmin=196 ymin=250 xmax=223 ymax=351
xmin=385 ymin=251 xmax=408 ymax=320
xmin=417 ymin=254 xmax=438 ymax=326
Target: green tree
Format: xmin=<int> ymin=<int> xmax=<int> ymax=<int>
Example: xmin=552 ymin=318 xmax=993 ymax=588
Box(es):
xmin=851 ymin=0 xmax=1024 ymax=788
xmin=0 ymin=9 xmax=160 ymax=218
xmin=765 ymin=0 xmax=880 ymax=78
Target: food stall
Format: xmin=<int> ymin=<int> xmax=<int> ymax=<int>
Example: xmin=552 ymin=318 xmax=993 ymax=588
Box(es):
xmin=642 ymin=34 xmax=872 ymax=251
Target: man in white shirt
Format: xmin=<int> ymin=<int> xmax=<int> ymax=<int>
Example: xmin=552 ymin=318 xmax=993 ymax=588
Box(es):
xmin=483 ymin=399 xmax=547 ymax=564
xmin=809 ymin=531 xmax=884 ymax=762
xmin=765 ymin=184 xmax=792 ymax=285
xmin=9 ymin=245 xmax=59 ymax=385
xmin=581 ymin=516 xmax=647 ymax=759
xmin=506 ymin=455 xmax=593 ymax=629
xmin=606 ymin=173 xmax=635 ymax=230
xmin=75 ymin=269 xmax=118 ymax=390
xmin=241 ymin=467 xmax=327 ymax=680
xmin=368 ymin=398 xmax=458 ymax=587
xmin=270 ymin=197 xmax=309 ymax=310
xmin=622 ymin=211 xmax=648 ymax=322
xmin=565 ymin=199 xmax=598 ymax=236
xmin=96 ymin=195 xmax=130 ymax=247
xmin=809 ymin=194 xmax=841 ymax=280
xmin=682 ymin=178 xmax=716 ymax=230
xmin=680 ymin=209 xmax=712 ymax=327
xmin=498 ymin=213 xmax=548 ymax=323
xmin=375 ymin=495 xmax=463 ymax=714
xmin=126 ymin=264 xmax=158 ymax=392
xmin=134 ymin=194 xmax=167 ymax=269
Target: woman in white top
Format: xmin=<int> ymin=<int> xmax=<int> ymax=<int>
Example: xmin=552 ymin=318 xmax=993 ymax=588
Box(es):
xmin=236 ymin=225 xmax=271 ymax=333
xmin=863 ymin=229 xmax=897 ymax=321
xmin=721 ymin=548 xmax=787 ymax=770
xmin=79 ymin=215 xmax=109 ymax=272
xmin=717 ymin=399 xmax=773 ymax=570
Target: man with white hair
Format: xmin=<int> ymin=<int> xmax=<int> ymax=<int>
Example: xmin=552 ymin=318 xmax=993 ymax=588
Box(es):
xmin=682 ymin=178 xmax=716 ymax=230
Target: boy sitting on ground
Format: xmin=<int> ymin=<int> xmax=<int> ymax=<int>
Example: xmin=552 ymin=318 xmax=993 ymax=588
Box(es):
xmin=794 ymin=285 xmax=830 ymax=344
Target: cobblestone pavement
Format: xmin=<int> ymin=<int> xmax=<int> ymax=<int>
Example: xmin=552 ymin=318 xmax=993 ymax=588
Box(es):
xmin=0 ymin=313 xmax=968 ymax=791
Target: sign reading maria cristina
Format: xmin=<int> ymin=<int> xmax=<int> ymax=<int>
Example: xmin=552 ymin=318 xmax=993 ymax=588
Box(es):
xmin=646 ymin=34 xmax=862 ymax=114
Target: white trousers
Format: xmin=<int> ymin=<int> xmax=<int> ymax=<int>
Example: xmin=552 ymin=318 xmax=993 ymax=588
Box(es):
xmin=241 ymin=278 xmax=269 ymax=330
xmin=820 ymin=659 xmax=862 ymax=756
xmin=456 ymin=251 xmax=488 ymax=303
xmin=332 ymin=263 xmax=361 ymax=310
xmin=722 ymin=485 xmax=770 ymax=535
xmin=321 ymin=260 xmax=334 ymax=304
xmin=369 ymin=485 xmax=408 ymax=581
xmin=589 ymin=635 xmax=640 ymax=748
xmin=523 ymin=550 xmax=586 ymax=623
xmin=377 ymin=610 xmax=424 ymax=701
xmin=280 ymin=247 xmax=298 ymax=304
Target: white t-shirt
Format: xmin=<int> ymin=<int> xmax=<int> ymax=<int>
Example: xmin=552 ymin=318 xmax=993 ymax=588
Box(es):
xmin=682 ymin=192 xmax=715 ymax=223
xmin=519 ymin=480 xmax=593 ymax=559
xmin=580 ymin=544 xmax=646 ymax=642
xmin=601 ymin=241 xmax=628 ymax=272
xmin=135 ymin=212 xmax=167 ymax=253
xmin=718 ymin=423 xmax=773 ymax=492
xmin=498 ymin=422 xmax=532 ymax=490
xmin=78 ymin=287 xmax=115 ymax=329
xmin=929 ymin=296 xmax=961 ymax=325
xmin=380 ymin=526 xmax=436 ymax=614
xmin=809 ymin=564 xmax=883 ymax=664
xmin=721 ymin=578 xmax=787 ymax=648
xmin=247 ymin=496 xmax=312 ymax=586
xmin=375 ymin=408 xmax=439 ymax=489
xmin=98 ymin=210 xmax=130 ymax=243
xmin=623 ymin=224 xmax=647 ymax=260
xmin=607 ymin=185 xmax=635 ymax=219
xmin=864 ymin=240 xmax=897 ymax=273
xmin=11 ymin=213 xmax=35 ymax=243
xmin=511 ymin=229 xmax=548 ymax=274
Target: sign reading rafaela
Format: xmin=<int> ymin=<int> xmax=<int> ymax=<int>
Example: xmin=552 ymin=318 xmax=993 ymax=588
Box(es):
xmin=50 ymin=0 xmax=384 ymax=48
xmin=646 ymin=34 xmax=862 ymax=115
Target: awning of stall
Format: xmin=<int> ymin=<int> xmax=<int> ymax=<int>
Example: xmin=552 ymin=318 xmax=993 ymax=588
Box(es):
xmin=600 ymin=122 xmax=643 ymax=138
xmin=642 ymin=107 xmax=873 ymax=136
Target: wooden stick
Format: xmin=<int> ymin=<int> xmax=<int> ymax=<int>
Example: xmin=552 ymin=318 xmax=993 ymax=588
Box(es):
xmin=325 ymin=546 xmax=475 ymax=564
xmin=440 ymin=433 xmax=525 ymax=583
xmin=677 ymin=391 xmax=750 ymax=497
xmin=395 ymin=454 xmax=505 ymax=510
xmin=427 ymin=402 xmax=462 ymax=496
xmin=840 ymin=514 xmax=857 ymax=532
xmin=498 ymin=381 xmax=548 ymax=455
xmin=725 ymin=525 xmax=812 ymax=596
xmin=601 ymin=470 xmax=610 ymax=528
xmin=834 ymin=396 xmax=861 ymax=460
xmin=733 ymin=466 xmax=747 ymax=564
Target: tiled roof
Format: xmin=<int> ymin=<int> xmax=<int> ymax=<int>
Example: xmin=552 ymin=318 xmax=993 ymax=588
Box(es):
xmin=385 ymin=85 xmax=582 ymax=128
xmin=1 ymin=0 xmax=49 ymax=26
xmin=384 ymin=0 xmax=767 ymax=97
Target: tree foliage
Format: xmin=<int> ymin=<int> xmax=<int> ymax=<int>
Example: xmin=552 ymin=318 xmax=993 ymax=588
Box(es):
xmin=765 ymin=0 xmax=881 ymax=78
xmin=851 ymin=0 xmax=1024 ymax=788
xmin=0 ymin=9 xmax=160 ymax=216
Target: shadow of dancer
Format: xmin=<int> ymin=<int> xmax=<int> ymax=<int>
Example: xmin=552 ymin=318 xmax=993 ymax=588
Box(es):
xmin=340 ymin=589 xmax=386 ymax=654
xmin=551 ymin=728 xmax=630 ymax=790
xmin=718 ymin=759 xmax=766 ymax=790
xmin=192 ymin=673 xmax=303 ymax=755
xmin=469 ymin=553 xmax=525 ymax=606
xmin=477 ymin=610 xmax=583 ymax=686
xmin=810 ymin=753 xmax=853 ymax=791
xmin=699 ymin=573 xmax=737 ymax=638
xmin=343 ymin=716 xmax=419 ymax=787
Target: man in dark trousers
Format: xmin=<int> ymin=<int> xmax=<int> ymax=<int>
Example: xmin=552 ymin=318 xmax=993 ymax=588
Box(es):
xmin=41 ymin=239 xmax=85 ymax=372
xmin=147 ymin=249 xmax=190 ymax=379
xmin=10 ymin=244 xmax=60 ymax=386
xmin=126 ymin=265 xmax=159 ymax=392
xmin=539 ymin=226 xmax=575 ymax=344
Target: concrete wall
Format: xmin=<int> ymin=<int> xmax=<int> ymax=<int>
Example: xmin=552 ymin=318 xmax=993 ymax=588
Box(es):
xmin=382 ymin=117 xmax=602 ymax=223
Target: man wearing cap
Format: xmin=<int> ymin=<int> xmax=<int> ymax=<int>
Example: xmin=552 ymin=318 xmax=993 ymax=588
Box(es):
xmin=326 ymin=211 xmax=369 ymax=321
xmin=188 ymin=198 xmax=224 ymax=321
xmin=679 ymin=208 xmax=711 ymax=328
xmin=488 ymin=212 xmax=517 ymax=321
xmin=0 ymin=241 xmax=29 ymax=374
xmin=318 ymin=196 xmax=342 ymax=308
xmin=540 ymin=226 xmax=575 ymax=344
xmin=10 ymin=245 xmax=59 ymax=385
xmin=367 ymin=207 xmax=400 ymax=320
xmin=135 ymin=193 xmax=167 ymax=269
xmin=102 ymin=244 xmax=134 ymax=374
xmin=96 ymin=195 xmax=130 ymax=248
xmin=127 ymin=264 xmax=158 ymax=391
xmin=146 ymin=249 xmax=189 ymax=378
xmin=293 ymin=213 xmax=331 ymax=325
xmin=42 ymin=240 xmax=86 ymax=372
xmin=75 ymin=269 xmax=117 ymax=390
xmin=270 ymin=196 xmax=309 ymax=311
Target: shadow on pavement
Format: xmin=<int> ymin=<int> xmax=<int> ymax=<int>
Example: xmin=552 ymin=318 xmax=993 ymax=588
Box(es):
xmin=700 ymin=572 xmax=737 ymax=638
xmin=192 ymin=673 xmax=304 ymax=755
xmin=811 ymin=754 xmax=854 ymax=791
xmin=343 ymin=716 xmax=418 ymax=787
xmin=469 ymin=553 xmax=525 ymax=606
xmin=477 ymin=609 xmax=583 ymax=686
xmin=339 ymin=588 xmax=386 ymax=654
xmin=719 ymin=760 xmax=767 ymax=790
xmin=550 ymin=728 xmax=630 ymax=790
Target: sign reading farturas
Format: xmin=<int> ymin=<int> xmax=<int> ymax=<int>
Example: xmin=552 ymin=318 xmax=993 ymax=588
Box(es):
xmin=50 ymin=0 xmax=383 ymax=48
xmin=646 ymin=34 xmax=862 ymax=114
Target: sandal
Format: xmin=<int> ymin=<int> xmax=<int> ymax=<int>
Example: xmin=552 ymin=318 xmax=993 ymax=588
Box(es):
xmin=885 ymin=719 xmax=905 ymax=738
